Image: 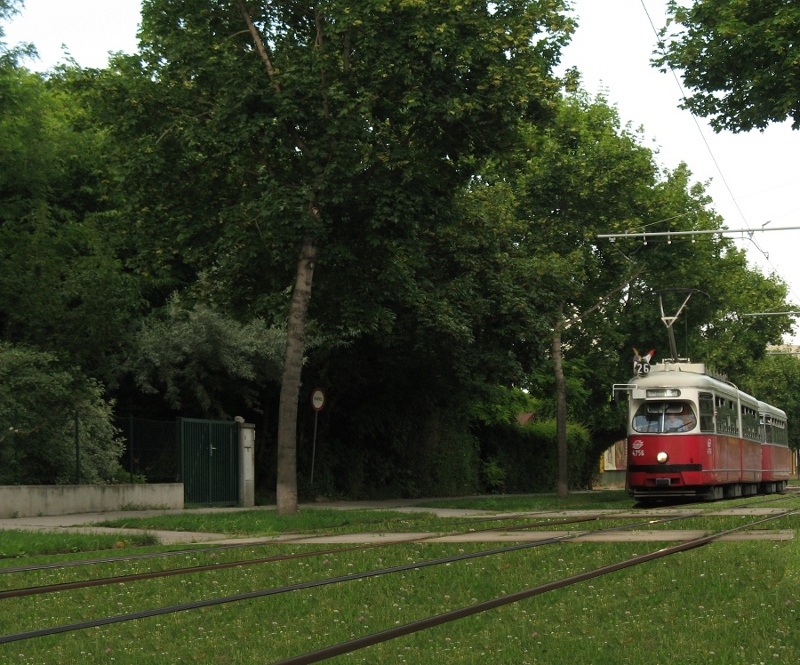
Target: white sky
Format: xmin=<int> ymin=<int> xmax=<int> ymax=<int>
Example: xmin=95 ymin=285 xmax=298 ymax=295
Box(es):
xmin=4 ymin=0 xmax=800 ymax=340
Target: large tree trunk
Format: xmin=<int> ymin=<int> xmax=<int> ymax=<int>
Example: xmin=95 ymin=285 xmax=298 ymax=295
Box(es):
xmin=276 ymin=236 xmax=317 ymax=515
xmin=553 ymin=319 xmax=568 ymax=499
xmin=236 ymin=4 xmax=320 ymax=514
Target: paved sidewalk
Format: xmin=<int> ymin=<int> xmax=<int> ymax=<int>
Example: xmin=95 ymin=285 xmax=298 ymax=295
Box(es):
xmin=0 ymin=501 xmax=494 ymax=545
xmin=0 ymin=501 xmax=794 ymax=545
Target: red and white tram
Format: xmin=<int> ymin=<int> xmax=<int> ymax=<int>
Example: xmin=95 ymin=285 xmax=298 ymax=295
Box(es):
xmin=617 ymin=360 xmax=791 ymax=502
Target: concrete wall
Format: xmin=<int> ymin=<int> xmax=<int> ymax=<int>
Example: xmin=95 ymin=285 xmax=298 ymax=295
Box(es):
xmin=0 ymin=483 xmax=184 ymax=518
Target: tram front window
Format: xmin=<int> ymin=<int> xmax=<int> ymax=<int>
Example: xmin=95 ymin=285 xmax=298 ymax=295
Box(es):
xmin=632 ymin=402 xmax=697 ymax=433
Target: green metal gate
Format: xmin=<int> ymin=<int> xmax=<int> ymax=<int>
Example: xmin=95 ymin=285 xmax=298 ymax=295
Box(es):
xmin=180 ymin=418 xmax=239 ymax=505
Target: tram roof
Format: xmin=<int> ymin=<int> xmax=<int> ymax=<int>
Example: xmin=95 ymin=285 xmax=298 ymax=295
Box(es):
xmin=635 ymin=361 xmax=725 ymax=381
xmin=758 ymin=400 xmax=788 ymax=420
xmin=633 ymin=361 xmax=751 ymax=399
xmin=624 ymin=362 xmax=782 ymax=415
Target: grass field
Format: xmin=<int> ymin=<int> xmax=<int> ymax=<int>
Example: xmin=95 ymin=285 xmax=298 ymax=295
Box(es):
xmin=1 ymin=491 xmax=798 ymax=664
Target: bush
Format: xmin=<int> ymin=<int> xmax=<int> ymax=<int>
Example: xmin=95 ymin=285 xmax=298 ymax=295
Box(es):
xmin=403 ymin=412 xmax=481 ymax=497
xmin=0 ymin=343 xmax=124 ymax=484
xmin=478 ymin=419 xmax=591 ymax=492
xmin=302 ymin=409 xmax=482 ymax=500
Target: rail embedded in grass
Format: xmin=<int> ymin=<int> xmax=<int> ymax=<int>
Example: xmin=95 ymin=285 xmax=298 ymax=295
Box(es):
xmin=0 ymin=510 xmax=762 ymax=643
xmin=414 ymin=490 xmax=633 ymax=512
xmin=1 ymin=495 xmax=798 ymax=664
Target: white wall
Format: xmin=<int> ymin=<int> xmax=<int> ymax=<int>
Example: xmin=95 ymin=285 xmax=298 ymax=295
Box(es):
xmin=0 ymin=483 xmax=184 ymax=518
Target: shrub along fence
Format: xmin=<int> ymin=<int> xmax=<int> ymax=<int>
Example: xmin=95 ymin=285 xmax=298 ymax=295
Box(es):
xmin=478 ymin=420 xmax=592 ymax=493
xmin=115 ymin=416 xmax=180 ymax=483
xmin=1 ymin=409 xmax=123 ymax=486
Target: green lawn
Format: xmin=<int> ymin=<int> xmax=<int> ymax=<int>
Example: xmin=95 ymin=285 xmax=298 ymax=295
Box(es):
xmin=1 ymin=494 xmax=798 ymax=664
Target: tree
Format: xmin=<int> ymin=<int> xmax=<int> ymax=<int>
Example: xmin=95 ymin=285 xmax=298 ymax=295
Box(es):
xmin=0 ymin=211 xmax=143 ymax=386
xmin=508 ymin=90 xmax=793 ymax=492
xmin=126 ymin=298 xmax=286 ymax=418
xmin=0 ymin=343 xmax=124 ymax=485
xmin=612 ymin=163 xmax=791 ymax=382
xmin=658 ymin=0 xmax=800 ymax=131
xmin=0 ymin=0 xmax=34 ymax=67
xmin=0 ymin=2 xmax=138 ymax=486
xmin=513 ymin=92 xmax=663 ymax=495
xmin=294 ymin=174 xmax=558 ymax=498
xmin=84 ymin=0 xmax=573 ymax=513
xmin=743 ymin=354 xmax=800 ymax=451
xmin=0 ymin=27 xmax=143 ymax=387
xmin=688 ymin=254 xmax=791 ymax=378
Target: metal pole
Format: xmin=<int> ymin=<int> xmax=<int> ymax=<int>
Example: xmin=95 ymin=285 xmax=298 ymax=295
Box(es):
xmin=74 ymin=411 xmax=80 ymax=485
xmin=310 ymin=410 xmax=318 ymax=486
xmin=597 ymin=225 xmax=800 ymax=240
xmin=658 ymin=292 xmax=694 ymax=360
xmin=129 ymin=415 xmax=134 ymax=483
xmin=12 ymin=407 xmax=18 ymax=485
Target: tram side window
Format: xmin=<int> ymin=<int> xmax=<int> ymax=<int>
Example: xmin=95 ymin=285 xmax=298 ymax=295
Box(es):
xmin=776 ymin=420 xmax=789 ymax=446
xmin=699 ymin=393 xmax=715 ymax=432
xmin=741 ymin=406 xmax=760 ymax=441
xmin=632 ymin=402 xmax=697 ymax=433
xmin=764 ymin=417 xmax=789 ymax=446
xmin=715 ymin=396 xmax=739 ymax=435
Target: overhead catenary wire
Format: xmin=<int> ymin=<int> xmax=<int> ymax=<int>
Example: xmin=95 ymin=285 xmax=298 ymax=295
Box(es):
xmin=598 ymin=225 xmax=800 ymax=240
xmin=635 ymin=0 xmax=800 ymax=304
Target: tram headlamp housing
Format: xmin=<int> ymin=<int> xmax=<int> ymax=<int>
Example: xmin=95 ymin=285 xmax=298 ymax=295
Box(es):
xmin=647 ymin=389 xmax=681 ymax=398
xmin=657 ymin=451 xmax=669 ymax=464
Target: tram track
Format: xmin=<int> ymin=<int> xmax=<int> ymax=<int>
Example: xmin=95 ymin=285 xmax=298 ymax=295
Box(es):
xmin=3 ymin=498 xmax=797 ymax=646
xmin=0 ymin=512 xmax=599 ymax=576
xmin=268 ymin=507 xmax=800 ymax=665
xmin=0 ymin=492 xmax=800 ymax=580
xmin=0 ymin=514 xmax=604 ymax=600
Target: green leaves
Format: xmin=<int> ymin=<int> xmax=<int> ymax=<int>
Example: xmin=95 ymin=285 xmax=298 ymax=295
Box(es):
xmin=0 ymin=343 xmax=124 ymax=485
xmin=660 ymin=0 xmax=800 ymax=131
xmin=126 ymin=299 xmax=286 ymax=417
xmin=743 ymin=354 xmax=800 ymax=450
xmin=0 ymin=60 xmax=144 ymax=386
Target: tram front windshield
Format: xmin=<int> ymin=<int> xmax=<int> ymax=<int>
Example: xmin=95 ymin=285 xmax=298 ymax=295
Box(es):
xmin=632 ymin=401 xmax=697 ymax=433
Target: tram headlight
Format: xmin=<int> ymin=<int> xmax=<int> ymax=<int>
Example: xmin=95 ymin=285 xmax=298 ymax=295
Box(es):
xmin=657 ymin=451 xmax=669 ymax=464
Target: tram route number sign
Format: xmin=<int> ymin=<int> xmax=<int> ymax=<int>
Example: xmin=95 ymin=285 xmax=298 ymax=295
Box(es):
xmin=311 ymin=388 xmax=326 ymax=412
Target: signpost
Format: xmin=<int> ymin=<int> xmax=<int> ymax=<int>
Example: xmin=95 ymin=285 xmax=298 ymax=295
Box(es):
xmin=310 ymin=388 xmax=326 ymax=485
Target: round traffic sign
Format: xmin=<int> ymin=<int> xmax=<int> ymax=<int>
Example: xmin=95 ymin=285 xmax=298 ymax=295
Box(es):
xmin=311 ymin=388 xmax=326 ymax=411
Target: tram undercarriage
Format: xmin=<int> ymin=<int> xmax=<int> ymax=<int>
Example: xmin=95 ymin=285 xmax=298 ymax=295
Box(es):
xmin=630 ymin=480 xmax=788 ymax=504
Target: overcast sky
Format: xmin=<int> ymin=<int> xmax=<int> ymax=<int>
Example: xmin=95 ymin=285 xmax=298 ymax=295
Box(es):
xmin=5 ymin=0 xmax=799 ymax=341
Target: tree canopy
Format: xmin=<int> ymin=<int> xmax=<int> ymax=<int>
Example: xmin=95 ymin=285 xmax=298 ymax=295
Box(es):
xmin=81 ymin=0 xmax=574 ymax=511
xmin=0 ymin=343 xmax=124 ymax=485
xmin=1 ymin=1 xmax=797 ymax=498
xmin=658 ymin=0 xmax=800 ymax=131
xmin=0 ymin=2 xmax=134 ymax=482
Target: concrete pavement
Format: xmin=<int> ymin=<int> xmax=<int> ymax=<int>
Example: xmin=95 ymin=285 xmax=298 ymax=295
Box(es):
xmin=0 ymin=501 xmax=493 ymax=545
xmin=0 ymin=500 xmax=795 ymax=545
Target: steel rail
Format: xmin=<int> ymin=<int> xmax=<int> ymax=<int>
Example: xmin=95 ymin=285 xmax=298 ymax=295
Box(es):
xmin=268 ymin=509 xmax=799 ymax=665
xmin=2 ymin=490 xmax=793 ymax=577
xmin=0 ymin=512 xmax=705 ymax=645
xmin=0 ymin=515 xmax=603 ymax=601
xmin=0 ymin=510 xmax=599 ymax=575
